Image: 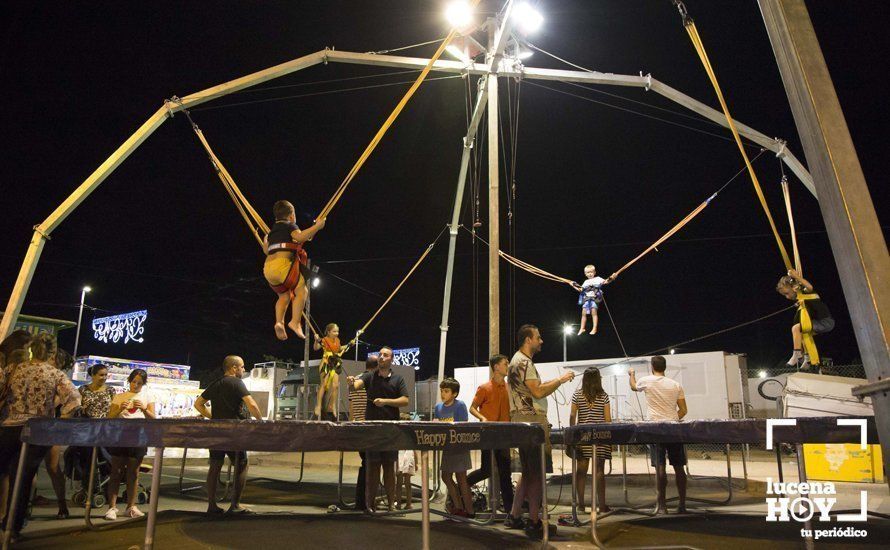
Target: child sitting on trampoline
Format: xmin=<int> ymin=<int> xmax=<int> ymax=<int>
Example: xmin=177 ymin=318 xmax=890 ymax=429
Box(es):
xmin=776 ymin=269 xmax=834 ymax=370
xmin=312 ymin=323 xmax=348 ymax=420
xmin=573 ymin=264 xmax=616 ymax=335
xmin=263 ymin=200 xmax=325 ymax=340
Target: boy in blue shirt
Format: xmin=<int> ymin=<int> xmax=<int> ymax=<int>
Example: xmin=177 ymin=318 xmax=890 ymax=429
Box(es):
xmin=434 ymin=377 xmax=474 ymax=518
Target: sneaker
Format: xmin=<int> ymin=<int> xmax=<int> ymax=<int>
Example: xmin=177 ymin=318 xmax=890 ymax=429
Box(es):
xmin=504 ymin=514 xmax=526 ymax=529
xmin=126 ymin=506 xmax=145 ymax=518
xmin=104 ymin=507 xmax=118 ymax=521
xmin=524 ymin=520 xmax=557 ymax=540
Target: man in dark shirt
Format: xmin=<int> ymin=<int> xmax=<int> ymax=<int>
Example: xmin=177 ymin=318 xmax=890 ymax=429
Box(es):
xmin=346 ymin=347 xmax=409 ymax=511
xmin=194 ymin=356 xmax=263 ymax=514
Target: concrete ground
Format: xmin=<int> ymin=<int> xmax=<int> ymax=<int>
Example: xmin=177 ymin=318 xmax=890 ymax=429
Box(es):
xmin=9 ymin=449 xmax=890 ymax=549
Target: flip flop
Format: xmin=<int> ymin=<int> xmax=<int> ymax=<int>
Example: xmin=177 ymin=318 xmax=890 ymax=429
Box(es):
xmin=274 ymin=322 xmax=288 ymax=341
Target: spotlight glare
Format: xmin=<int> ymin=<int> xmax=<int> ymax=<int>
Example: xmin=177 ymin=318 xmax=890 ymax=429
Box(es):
xmin=445 ymin=1 xmax=474 ymax=29
xmin=445 ymin=44 xmax=471 ymax=64
xmin=311 ymin=278 xmax=321 ymax=288
xmin=513 ymin=2 xmax=543 ymax=34
xmin=563 ymin=325 xmax=573 ymax=335
xmin=670 ymin=348 xmax=676 ymax=355
xmin=83 ymin=286 xmax=92 ymax=293
xmin=758 ymin=370 xmax=768 ymax=379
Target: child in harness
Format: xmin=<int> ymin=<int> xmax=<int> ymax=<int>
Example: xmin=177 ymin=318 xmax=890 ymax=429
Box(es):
xmin=263 ymin=200 xmax=325 ymax=340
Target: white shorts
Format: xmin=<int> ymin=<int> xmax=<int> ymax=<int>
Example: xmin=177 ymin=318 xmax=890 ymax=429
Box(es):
xmin=398 ymin=450 xmax=416 ymax=475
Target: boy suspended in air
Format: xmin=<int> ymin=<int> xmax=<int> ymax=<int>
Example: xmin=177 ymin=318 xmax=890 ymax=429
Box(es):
xmin=776 ymin=269 xmax=834 ymax=370
xmin=573 ymin=264 xmax=617 ymax=335
xmin=262 ymin=200 xmax=325 ymax=340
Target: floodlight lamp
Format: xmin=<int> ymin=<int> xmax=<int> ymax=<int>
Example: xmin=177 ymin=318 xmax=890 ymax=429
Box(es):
xmin=83 ymin=286 xmax=92 ymax=293
xmin=513 ymin=3 xmax=543 ymax=34
xmin=414 ymin=365 xmax=421 ymax=371
xmin=758 ymin=370 xmax=767 ymax=379
xmin=669 ymin=348 xmax=676 ymax=355
xmin=563 ymin=325 xmax=573 ymax=335
xmin=311 ymin=278 xmax=321 ymax=288
xmin=445 ymin=1 xmax=474 ymax=30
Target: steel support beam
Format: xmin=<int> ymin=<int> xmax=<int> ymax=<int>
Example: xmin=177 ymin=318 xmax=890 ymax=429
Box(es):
xmin=436 ymin=77 xmax=489 ymax=389
xmin=759 ymin=0 xmax=890 ymax=480
xmin=326 ymin=49 xmax=815 ymax=196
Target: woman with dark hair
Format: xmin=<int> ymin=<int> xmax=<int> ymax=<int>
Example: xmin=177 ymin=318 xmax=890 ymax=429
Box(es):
xmin=569 ymin=367 xmax=612 ymax=513
xmin=79 ymin=364 xmax=114 ymax=419
xmin=104 ymin=368 xmax=155 ymax=520
xmin=0 ymin=333 xmax=80 ymax=541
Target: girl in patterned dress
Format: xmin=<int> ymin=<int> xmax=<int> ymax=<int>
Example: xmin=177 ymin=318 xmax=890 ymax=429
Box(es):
xmin=312 ymin=323 xmax=348 ymax=420
xmin=570 ymin=367 xmax=612 ymax=512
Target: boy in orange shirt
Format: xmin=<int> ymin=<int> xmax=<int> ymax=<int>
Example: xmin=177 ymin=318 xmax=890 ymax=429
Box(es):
xmin=468 ymin=354 xmax=514 ymax=511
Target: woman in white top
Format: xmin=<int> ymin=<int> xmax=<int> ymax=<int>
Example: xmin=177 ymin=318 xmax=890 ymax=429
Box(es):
xmin=104 ymin=368 xmax=156 ymax=520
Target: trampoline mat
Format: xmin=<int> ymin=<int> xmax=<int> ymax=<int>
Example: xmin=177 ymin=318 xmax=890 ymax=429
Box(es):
xmin=13 ymin=512 xmax=544 ymax=550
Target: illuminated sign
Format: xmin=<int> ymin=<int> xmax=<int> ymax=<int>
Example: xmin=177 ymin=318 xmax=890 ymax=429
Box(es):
xmin=392 ymin=347 xmax=420 ymax=367
xmin=92 ymin=310 xmax=147 ymax=344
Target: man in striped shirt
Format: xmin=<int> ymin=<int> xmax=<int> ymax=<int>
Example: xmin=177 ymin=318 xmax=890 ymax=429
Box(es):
xmin=349 ymin=354 xmax=377 ymax=509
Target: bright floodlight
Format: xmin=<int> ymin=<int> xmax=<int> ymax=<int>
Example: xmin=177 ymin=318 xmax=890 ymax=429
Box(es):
xmin=311 ymin=277 xmax=321 ymax=289
xmin=758 ymin=370 xmax=768 ymax=379
xmin=513 ymin=2 xmax=543 ymax=34
xmin=563 ymin=325 xmax=573 ymax=335
xmin=414 ymin=365 xmax=421 ymax=371
xmin=445 ymin=0 xmax=474 ymax=29
xmin=669 ymin=348 xmax=676 ymax=355
xmin=83 ymin=286 xmax=92 ymax=293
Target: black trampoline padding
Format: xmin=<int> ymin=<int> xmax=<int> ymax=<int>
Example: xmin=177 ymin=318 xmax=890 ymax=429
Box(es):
xmin=21 ymin=419 xmax=544 ymax=452
xmin=563 ymin=417 xmax=879 ymax=446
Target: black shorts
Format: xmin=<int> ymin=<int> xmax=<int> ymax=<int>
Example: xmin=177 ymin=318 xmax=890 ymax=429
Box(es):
xmin=209 ymin=450 xmax=248 ymax=465
xmin=811 ymin=317 xmax=835 ymax=335
xmin=107 ymin=446 xmax=147 ymax=460
xmin=649 ymin=443 xmax=686 ymax=467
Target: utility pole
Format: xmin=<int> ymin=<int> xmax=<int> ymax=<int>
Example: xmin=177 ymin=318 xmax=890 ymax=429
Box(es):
xmin=487 ymin=21 xmax=501 ymax=358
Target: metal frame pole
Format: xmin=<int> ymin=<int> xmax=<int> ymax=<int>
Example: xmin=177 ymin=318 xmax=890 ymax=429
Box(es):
xmin=759 ymin=0 xmax=890 ymax=478
xmin=73 ymin=287 xmax=89 ymax=359
xmin=144 ymin=448 xmax=164 ymax=550
xmin=436 ymin=3 xmax=515 ymax=388
xmin=2 ymin=443 xmax=29 ymax=550
xmin=303 ymin=283 xmax=311 ymax=420
xmin=421 ymin=450 xmax=430 ymax=550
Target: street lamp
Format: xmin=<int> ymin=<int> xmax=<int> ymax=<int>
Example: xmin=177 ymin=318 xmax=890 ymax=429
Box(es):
xmin=72 ymin=286 xmax=91 ymax=360
xmin=563 ymin=324 xmax=573 ymax=366
xmin=311 ymin=277 xmax=321 ymax=289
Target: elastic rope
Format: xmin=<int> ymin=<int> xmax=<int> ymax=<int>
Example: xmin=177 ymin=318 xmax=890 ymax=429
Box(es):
xmin=606 ymin=304 xmax=797 ymax=371
xmin=318 ymin=3 xmax=481 ymax=221
xmin=342 ymin=225 xmax=449 ymax=352
xmin=683 ymin=22 xmax=792 ymax=270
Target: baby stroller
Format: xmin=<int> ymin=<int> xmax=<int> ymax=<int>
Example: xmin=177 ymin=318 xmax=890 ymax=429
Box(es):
xmin=65 ymin=447 xmax=151 ymax=507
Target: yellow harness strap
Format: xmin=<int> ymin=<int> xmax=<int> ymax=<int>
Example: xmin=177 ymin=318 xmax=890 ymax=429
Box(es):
xmin=797 ymin=292 xmax=821 ymax=365
xmin=681 ymin=20 xmax=793 ymax=271
xmin=317 ymin=0 xmax=482 ymax=221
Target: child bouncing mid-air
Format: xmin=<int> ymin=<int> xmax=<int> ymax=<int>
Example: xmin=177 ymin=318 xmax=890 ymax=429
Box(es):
xmin=312 ymin=323 xmax=349 ymax=420
xmin=263 ymin=200 xmax=325 ymax=341
xmin=776 ymin=269 xmax=834 ymax=370
xmin=573 ymin=264 xmax=617 ymax=335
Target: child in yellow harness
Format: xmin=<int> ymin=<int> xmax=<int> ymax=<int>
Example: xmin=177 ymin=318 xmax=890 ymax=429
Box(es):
xmin=312 ymin=323 xmax=348 ymax=420
xmin=263 ymin=200 xmax=325 ymax=340
xmin=776 ymin=269 xmax=834 ymax=370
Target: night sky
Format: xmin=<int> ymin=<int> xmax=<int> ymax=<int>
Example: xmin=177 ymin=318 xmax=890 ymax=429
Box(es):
xmin=1 ymin=1 xmax=887 ymax=385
